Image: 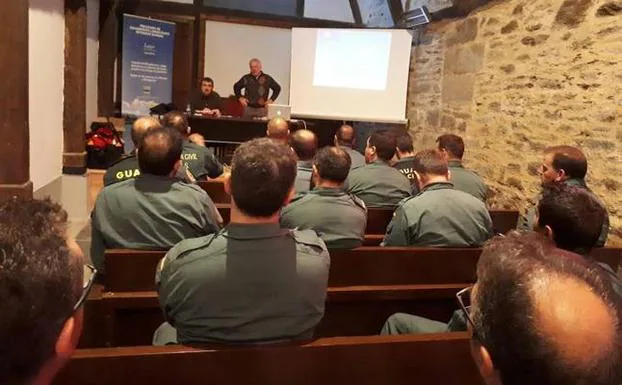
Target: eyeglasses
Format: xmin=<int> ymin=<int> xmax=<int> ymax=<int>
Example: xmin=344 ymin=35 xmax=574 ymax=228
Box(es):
xmin=73 ymin=264 xmax=97 ymax=312
xmin=456 ymin=286 xmax=476 ymax=332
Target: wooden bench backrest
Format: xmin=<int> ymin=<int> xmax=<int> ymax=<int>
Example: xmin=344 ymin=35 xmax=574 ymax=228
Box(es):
xmin=58 ymin=334 xmax=482 ymax=385
xmin=104 ymin=247 xmax=481 ymax=292
xmin=198 ymin=181 xmax=230 ymax=203
xmin=104 ymin=247 xmax=622 ymax=293
xmin=365 ymin=208 xmax=519 ymax=236
xmin=81 ymin=284 xmax=467 ymax=348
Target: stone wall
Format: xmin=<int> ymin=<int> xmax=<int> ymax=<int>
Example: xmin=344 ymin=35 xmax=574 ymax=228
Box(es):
xmin=408 ymin=0 xmax=622 ymax=245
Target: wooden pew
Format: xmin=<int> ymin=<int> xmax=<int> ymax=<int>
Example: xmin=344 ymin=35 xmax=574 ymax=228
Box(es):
xmin=57 ymin=333 xmax=482 ymax=385
xmin=81 ymin=284 xmax=466 ymax=348
xmin=198 ymin=180 xmax=230 ymax=203
xmin=103 ymin=247 xmax=622 ymax=293
xmin=104 ymin=247 xmax=481 ymax=292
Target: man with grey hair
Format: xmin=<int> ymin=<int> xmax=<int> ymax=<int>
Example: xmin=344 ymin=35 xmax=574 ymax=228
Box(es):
xmin=234 ymin=58 xmax=282 ymax=118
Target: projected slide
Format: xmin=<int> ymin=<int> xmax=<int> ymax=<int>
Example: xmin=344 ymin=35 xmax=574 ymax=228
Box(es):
xmin=313 ymin=30 xmax=392 ymax=91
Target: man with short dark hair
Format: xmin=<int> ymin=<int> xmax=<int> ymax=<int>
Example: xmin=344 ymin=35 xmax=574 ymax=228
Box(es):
xmin=346 ymin=130 xmax=411 ymax=208
xmin=290 ymin=129 xmax=318 ymax=193
xmin=535 ymin=183 xmax=621 ymax=296
xmin=436 ymin=134 xmax=487 ymax=201
xmin=162 ymin=111 xmax=223 ymax=181
xmin=334 ymin=124 xmax=365 ymax=169
xmin=383 ymin=149 xmax=492 ymax=246
xmin=91 ymin=127 xmax=220 ymax=274
xmin=519 ymin=145 xmax=609 ymax=246
xmin=0 ymin=198 xmax=94 ymax=385
xmin=267 ymin=117 xmax=290 ymax=143
xmin=281 ymin=146 xmax=367 ymax=249
xmin=468 ymin=233 xmax=620 ymax=385
xmin=393 ymin=132 xmax=418 ymax=194
xmin=189 ymin=77 xmax=222 ymax=117
xmin=234 ymin=58 xmax=281 ymax=118
xmin=155 ymin=138 xmax=330 ymax=345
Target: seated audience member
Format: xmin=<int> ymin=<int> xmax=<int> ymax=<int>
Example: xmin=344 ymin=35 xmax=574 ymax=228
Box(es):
xmin=334 ymin=124 xmax=366 ymax=169
xmin=104 ymin=117 xmax=162 ymax=186
xmin=383 ymin=149 xmax=492 ymax=247
xmin=162 ymin=111 xmax=224 ymax=181
xmin=393 ymin=132 xmax=419 ymax=194
xmin=281 ymin=146 xmax=367 ymax=249
xmin=519 ymin=145 xmax=609 ymax=246
xmin=91 ymin=127 xmax=220 ymax=274
xmin=381 ymin=183 xmax=619 ymax=336
xmin=189 ymin=77 xmax=222 ymax=117
xmin=0 ymin=198 xmax=94 ymax=385
xmin=468 ymin=233 xmax=620 ymax=385
xmin=436 ymin=134 xmax=487 ymax=201
xmin=266 ymin=117 xmax=290 ymax=143
xmin=535 ymin=183 xmax=621 ymax=296
xmin=155 ymin=138 xmax=330 ymax=345
xmin=290 ymin=129 xmax=318 ymax=193
xmin=346 ymin=130 xmax=411 ymax=208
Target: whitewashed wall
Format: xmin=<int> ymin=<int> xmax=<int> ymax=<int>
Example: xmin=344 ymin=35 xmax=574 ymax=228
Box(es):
xmin=29 ymin=0 xmax=65 ymax=191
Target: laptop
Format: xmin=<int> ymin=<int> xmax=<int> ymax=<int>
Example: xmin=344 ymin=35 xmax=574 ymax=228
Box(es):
xmin=267 ymin=104 xmax=291 ymax=120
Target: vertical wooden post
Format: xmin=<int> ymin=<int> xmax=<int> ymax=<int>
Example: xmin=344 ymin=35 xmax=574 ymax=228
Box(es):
xmin=0 ymin=2 xmax=33 ymax=199
xmin=64 ymin=0 xmax=88 ymax=174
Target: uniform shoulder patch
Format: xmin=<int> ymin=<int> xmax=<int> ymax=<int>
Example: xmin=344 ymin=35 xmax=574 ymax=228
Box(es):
xmin=349 ymin=194 xmax=367 ymax=211
xmin=292 ymin=229 xmax=327 ymax=253
xmin=166 ymin=233 xmax=219 ymax=262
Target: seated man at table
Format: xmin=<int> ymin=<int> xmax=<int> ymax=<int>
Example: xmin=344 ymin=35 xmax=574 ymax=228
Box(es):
xmin=155 ymin=138 xmax=330 ymax=345
xmin=334 ymin=124 xmax=366 ymax=169
xmin=469 ymin=233 xmax=620 ymax=385
xmin=104 ymin=117 xmax=194 ymax=186
xmin=290 ymin=129 xmax=317 ymax=193
xmin=267 ymin=116 xmax=290 ymax=143
xmin=281 ymin=146 xmax=367 ymax=249
xmin=346 ymin=130 xmax=411 ymax=208
xmin=437 ymin=133 xmax=487 ymax=202
xmin=0 ymin=198 xmax=92 ymax=385
xmin=162 ymin=111 xmax=224 ymax=181
xmin=383 ymin=149 xmax=492 ymax=247
xmin=189 ymin=77 xmax=222 ymax=117
xmin=91 ymin=127 xmax=221 ymax=274
xmin=393 ymin=132 xmax=418 ymax=194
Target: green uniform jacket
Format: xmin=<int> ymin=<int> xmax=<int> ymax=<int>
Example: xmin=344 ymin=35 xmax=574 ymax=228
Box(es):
xmin=393 ymin=156 xmax=419 ymax=195
xmin=383 ymin=182 xmax=493 ymax=247
xmin=343 ymin=146 xmax=366 ymax=170
xmin=103 ymin=154 xmax=192 ymax=187
xmin=91 ymin=174 xmax=220 ymax=274
xmin=294 ymin=160 xmax=313 ymax=194
xmin=156 ymin=223 xmax=330 ymax=344
xmin=182 ymin=140 xmax=223 ymax=181
xmin=517 ymin=178 xmax=609 ymax=246
xmin=447 ymin=160 xmax=488 ymax=202
xmin=346 ymin=160 xmax=412 ymax=208
xmin=281 ymin=187 xmax=368 ymax=249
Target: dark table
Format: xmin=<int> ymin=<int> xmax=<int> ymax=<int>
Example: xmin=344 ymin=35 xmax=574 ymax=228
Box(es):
xmin=188 ymin=116 xmax=343 ymax=147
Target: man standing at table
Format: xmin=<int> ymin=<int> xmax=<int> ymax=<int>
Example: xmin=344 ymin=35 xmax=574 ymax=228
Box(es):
xmin=189 ymin=77 xmax=222 ymax=117
xmin=234 ymin=58 xmax=281 ymax=118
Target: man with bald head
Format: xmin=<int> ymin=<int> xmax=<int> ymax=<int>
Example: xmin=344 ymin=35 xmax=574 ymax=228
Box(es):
xmin=334 ymin=124 xmax=365 ymax=169
xmin=267 ymin=117 xmax=290 ymax=143
xmin=290 ymin=129 xmax=318 ymax=193
xmin=91 ymin=127 xmax=220 ymax=275
xmin=104 ymin=116 xmax=161 ymax=186
xmin=465 ymin=232 xmax=620 ymax=385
